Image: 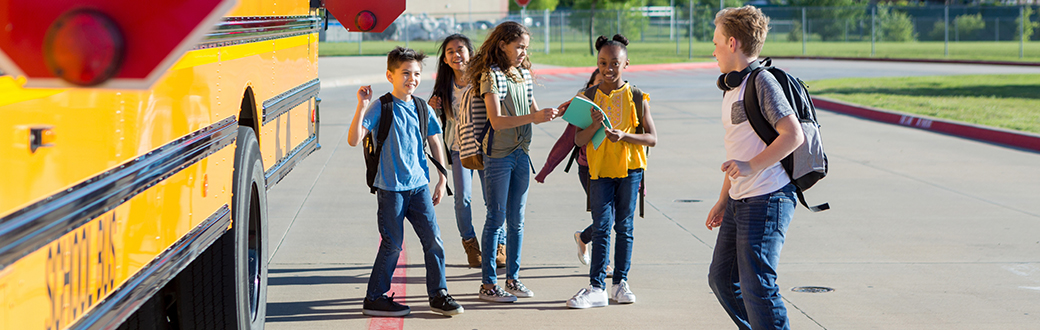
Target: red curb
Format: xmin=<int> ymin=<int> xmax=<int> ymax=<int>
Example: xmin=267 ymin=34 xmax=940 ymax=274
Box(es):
xmin=532 ymin=61 xmax=718 ymax=76
xmin=767 ymin=56 xmax=1040 ymax=67
xmin=813 ymin=97 xmax=1040 ymax=152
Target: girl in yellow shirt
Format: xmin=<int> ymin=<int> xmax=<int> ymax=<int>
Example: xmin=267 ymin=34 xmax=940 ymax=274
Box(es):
xmin=566 ymin=35 xmax=657 ymax=309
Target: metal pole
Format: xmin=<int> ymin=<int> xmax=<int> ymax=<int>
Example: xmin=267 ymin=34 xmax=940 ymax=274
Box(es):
xmin=522 ymin=6 xmax=527 ymax=27
xmin=676 ymin=5 xmax=680 ymax=55
xmin=561 ymin=10 xmax=565 ymax=54
xmin=944 ymin=5 xmax=949 ymax=57
xmin=670 ymin=0 xmax=675 ymax=40
xmin=468 ymin=0 xmax=472 ymax=31
xmin=405 ymin=14 xmax=410 ymax=49
xmin=996 ymin=17 xmax=999 ymax=42
xmin=871 ymin=6 xmax=875 ymax=56
xmin=617 ymin=9 xmax=621 ymax=36
xmin=1021 ymin=5 xmax=1025 ymax=58
xmin=358 ymin=31 xmax=362 ymax=54
xmin=802 ymin=7 xmax=807 ymax=55
xmin=689 ymin=0 xmax=693 ymax=59
xmin=545 ymin=9 xmax=550 ymax=54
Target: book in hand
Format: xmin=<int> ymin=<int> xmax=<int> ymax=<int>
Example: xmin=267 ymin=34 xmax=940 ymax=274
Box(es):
xmin=561 ymin=95 xmax=612 ymax=149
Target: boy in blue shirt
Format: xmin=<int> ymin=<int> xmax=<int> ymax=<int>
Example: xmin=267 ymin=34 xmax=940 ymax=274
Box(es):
xmin=347 ymin=47 xmax=462 ymax=317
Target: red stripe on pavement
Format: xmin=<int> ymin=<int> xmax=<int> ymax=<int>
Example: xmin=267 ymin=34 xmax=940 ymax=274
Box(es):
xmin=367 ymin=240 xmax=407 ymax=330
xmin=813 ymin=97 xmax=1040 ymax=152
xmin=532 ymin=61 xmax=718 ymax=76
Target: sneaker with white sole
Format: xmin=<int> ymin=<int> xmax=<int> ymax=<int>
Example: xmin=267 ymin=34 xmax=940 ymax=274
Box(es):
xmin=610 ymin=280 xmax=636 ymax=304
xmin=566 ymin=287 xmax=608 ymax=309
xmin=429 ymin=289 xmax=464 ymax=316
xmin=574 ymin=231 xmax=590 ymax=265
xmin=479 ymin=285 xmax=517 ymax=303
xmin=504 ymin=279 xmax=534 ymax=298
xmin=362 ymin=293 xmax=410 ymax=317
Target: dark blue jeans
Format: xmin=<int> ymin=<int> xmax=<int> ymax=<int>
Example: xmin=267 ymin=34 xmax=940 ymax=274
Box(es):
xmin=366 ymin=186 xmax=447 ymax=300
xmin=481 ymin=149 xmax=530 ymax=284
xmin=708 ymin=183 xmax=797 ymax=330
xmin=450 ymin=150 xmax=504 ymax=244
xmin=589 ymin=168 xmax=642 ymax=289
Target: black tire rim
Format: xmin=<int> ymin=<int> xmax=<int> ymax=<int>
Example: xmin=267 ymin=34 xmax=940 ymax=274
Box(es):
xmin=247 ymin=181 xmax=262 ymax=321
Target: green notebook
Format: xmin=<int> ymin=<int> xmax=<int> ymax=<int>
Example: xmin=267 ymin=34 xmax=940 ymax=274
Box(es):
xmin=562 ymin=95 xmax=612 ymax=149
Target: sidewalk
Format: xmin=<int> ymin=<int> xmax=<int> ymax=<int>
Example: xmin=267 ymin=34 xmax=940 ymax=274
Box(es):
xmin=272 ymin=57 xmax=1040 ymax=329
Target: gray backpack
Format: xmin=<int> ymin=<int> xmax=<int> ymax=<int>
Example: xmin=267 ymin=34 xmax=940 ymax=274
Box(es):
xmin=744 ymin=58 xmax=829 ymax=212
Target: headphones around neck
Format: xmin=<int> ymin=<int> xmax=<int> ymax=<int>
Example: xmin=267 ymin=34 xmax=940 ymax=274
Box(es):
xmin=716 ymin=60 xmax=762 ymax=91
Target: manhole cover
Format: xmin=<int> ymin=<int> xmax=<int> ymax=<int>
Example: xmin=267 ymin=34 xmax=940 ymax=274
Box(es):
xmin=791 ymin=286 xmax=834 ymax=293
xmin=673 ymin=199 xmax=702 ymax=203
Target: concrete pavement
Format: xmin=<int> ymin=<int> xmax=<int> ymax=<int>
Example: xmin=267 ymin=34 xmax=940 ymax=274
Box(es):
xmin=265 ymin=56 xmax=1040 ymax=329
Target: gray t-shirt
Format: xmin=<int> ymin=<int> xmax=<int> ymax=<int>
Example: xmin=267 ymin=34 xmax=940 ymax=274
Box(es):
xmin=479 ymin=68 xmax=532 ymax=158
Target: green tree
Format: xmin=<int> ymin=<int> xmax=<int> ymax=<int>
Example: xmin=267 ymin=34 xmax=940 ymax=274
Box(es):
xmin=787 ymin=0 xmax=866 ymax=41
xmin=877 ymin=5 xmax=916 ymax=42
xmin=509 ymin=0 xmax=561 ymax=11
xmin=568 ymin=0 xmax=650 ymax=54
xmin=1016 ymin=6 xmax=1039 ymax=41
xmin=954 ymin=13 xmax=985 ymax=40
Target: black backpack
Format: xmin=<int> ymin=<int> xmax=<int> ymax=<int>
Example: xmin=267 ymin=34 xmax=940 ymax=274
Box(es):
xmin=743 ymin=58 xmax=829 ymax=212
xmin=565 ymin=84 xmax=648 ymax=217
xmin=363 ymin=93 xmax=452 ymax=195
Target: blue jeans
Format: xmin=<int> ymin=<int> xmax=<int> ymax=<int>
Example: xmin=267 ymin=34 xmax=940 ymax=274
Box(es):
xmin=708 ymin=183 xmax=797 ymax=330
xmin=480 ymin=149 xmax=529 ymax=284
xmin=366 ymin=186 xmax=447 ymax=300
xmin=589 ymin=169 xmax=642 ymax=289
xmin=450 ymin=150 xmax=504 ymax=245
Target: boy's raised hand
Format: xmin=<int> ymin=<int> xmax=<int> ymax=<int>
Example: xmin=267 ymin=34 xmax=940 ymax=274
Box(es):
xmin=357 ymin=85 xmax=373 ymax=104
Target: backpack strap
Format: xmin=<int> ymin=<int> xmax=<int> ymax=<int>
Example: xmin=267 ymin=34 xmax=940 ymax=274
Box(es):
xmin=414 ymin=96 xmax=453 ymax=196
xmin=370 ymin=93 xmax=396 ymax=194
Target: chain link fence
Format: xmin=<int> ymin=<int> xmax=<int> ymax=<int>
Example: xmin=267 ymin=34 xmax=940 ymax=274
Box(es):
xmin=321 ymin=5 xmax=1040 ymax=61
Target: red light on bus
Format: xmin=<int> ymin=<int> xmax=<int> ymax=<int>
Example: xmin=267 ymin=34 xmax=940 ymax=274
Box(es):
xmin=355 ymin=10 xmax=377 ymax=32
xmin=43 ymin=9 xmax=125 ymax=86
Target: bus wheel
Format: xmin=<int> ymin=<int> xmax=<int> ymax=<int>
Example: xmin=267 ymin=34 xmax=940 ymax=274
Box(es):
xmin=174 ymin=126 xmax=268 ymax=329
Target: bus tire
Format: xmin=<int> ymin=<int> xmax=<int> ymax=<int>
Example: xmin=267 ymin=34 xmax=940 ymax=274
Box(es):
xmin=174 ymin=126 xmax=268 ymax=329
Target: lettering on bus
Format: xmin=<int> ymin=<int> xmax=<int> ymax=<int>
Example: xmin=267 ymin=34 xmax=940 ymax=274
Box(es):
xmin=45 ymin=213 xmax=116 ymax=330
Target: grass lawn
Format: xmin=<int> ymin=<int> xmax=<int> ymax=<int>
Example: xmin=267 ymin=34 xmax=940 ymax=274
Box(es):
xmin=808 ymin=74 xmax=1040 ymax=134
xmin=320 ymin=40 xmax=1040 ymax=66
xmin=320 ymin=40 xmax=1040 ymax=133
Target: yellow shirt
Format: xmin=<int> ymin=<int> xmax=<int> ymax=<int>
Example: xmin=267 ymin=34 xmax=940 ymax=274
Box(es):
xmin=585 ymin=83 xmax=648 ymax=180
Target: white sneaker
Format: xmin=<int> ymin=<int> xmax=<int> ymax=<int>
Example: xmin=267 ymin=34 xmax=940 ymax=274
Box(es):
xmin=566 ymin=287 xmax=608 ymax=309
xmin=575 ymin=231 xmax=590 ymax=265
xmin=610 ymin=280 xmax=636 ymax=304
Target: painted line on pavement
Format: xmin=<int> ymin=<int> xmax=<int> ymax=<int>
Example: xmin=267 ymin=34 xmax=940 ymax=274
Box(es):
xmin=813 ymin=97 xmax=1040 ymax=153
xmin=367 ymin=240 xmax=407 ymax=330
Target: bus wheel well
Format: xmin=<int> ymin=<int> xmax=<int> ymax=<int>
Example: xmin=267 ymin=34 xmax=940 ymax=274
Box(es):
xmin=239 ymin=87 xmax=260 ymax=140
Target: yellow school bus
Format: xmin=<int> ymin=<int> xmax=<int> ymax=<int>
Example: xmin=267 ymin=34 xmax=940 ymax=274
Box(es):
xmin=0 ymin=0 xmax=401 ymax=329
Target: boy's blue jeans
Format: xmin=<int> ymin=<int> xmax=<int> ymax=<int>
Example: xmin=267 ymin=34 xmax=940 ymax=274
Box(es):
xmin=480 ymin=149 xmax=529 ymax=284
xmin=589 ymin=168 xmax=641 ymax=289
xmin=708 ymin=183 xmax=797 ymax=330
xmin=450 ymin=150 xmax=504 ymax=245
xmin=366 ymin=186 xmax=447 ymax=300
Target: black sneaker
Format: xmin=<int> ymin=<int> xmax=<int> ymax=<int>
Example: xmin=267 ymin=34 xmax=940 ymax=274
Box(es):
xmin=362 ymin=293 xmax=410 ymax=317
xmin=429 ymin=289 xmax=464 ymax=316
